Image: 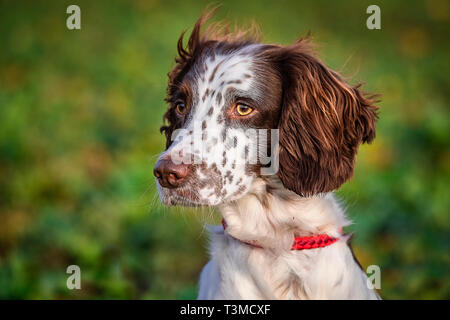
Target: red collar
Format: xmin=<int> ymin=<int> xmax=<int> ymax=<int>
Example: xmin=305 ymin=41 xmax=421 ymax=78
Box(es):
xmin=222 ymin=219 xmax=339 ymax=250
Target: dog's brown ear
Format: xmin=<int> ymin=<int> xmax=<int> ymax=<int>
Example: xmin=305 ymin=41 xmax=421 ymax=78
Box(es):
xmin=272 ymin=39 xmax=378 ymax=196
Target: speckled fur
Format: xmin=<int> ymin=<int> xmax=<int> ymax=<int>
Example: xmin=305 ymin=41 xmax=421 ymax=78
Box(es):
xmin=155 ymin=11 xmax=380 ymax=300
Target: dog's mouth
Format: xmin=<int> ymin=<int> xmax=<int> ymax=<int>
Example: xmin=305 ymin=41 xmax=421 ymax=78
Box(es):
xmin=156 ymin=183 xmax=219 ymax=207
xmin=166 ymin=195 xmax=202 ymax=207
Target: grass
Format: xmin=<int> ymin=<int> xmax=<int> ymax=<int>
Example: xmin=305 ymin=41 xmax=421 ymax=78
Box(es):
xmin=0 ymin=0 xmax=449 ymax=299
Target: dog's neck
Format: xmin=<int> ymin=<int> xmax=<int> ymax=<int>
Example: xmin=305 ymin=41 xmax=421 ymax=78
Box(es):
xmin=218 ymin=176 xmax=351 ymax=250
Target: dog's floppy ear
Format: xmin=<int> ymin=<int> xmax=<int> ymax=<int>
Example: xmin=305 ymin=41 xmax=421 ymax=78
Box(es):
xmin=271 ymin=39 xmax=378 ymax=196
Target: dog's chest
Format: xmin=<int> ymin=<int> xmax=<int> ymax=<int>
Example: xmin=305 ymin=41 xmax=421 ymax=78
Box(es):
xmin=198 ymin=226 xmax=311 ymax=299
xmin=197 ymin=225 xmax=380 ymax=300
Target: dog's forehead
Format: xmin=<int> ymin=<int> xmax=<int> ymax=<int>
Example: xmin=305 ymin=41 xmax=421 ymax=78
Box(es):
xmin=177 ymin=49 xmax=257 ymax=159
xmin=186 ymin=46 xmax=258 ymax=115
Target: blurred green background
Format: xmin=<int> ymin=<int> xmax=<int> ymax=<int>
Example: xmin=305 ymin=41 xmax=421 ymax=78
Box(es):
xmin=0 ymin=0 xmax=449 ymax=299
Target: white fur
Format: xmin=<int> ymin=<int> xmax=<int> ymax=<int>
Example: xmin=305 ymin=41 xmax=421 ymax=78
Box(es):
xmin=197 ymin=177 xmax=381 ymax=300
xmin=157 ymin=44 xmax=380 ymax=300
xmin=157 ymin=50 xmax=261 ymax=206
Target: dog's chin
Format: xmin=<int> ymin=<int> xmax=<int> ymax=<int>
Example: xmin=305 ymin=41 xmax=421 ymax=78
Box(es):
xmin=157 ymin=187 xmax=252 ymax=207
xmin=162 ymin=196 xmax=203 ymax=207
xmin=162 ymin=196 xmax=221 ymax=207
xmin=156 ymin=178 xmax=255 ymax=207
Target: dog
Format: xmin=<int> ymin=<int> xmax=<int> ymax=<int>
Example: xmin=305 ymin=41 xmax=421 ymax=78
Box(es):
xmin=153 ymin=11 xmax=381 ymax=300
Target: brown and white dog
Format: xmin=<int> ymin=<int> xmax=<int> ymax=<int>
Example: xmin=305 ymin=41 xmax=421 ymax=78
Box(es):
xmin=154 ymin=11 xmax=380 ymax=299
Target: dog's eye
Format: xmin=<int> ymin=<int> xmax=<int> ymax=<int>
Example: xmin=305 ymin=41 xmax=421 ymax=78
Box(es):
xmin=176 ymin=102 xmax=187 ymax=115
xmin=235 ymin=104 xmax=254 ymax=116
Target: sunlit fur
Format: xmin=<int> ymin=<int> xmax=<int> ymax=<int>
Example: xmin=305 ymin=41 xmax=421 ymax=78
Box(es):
xmin=156 ymin=9 xmax=380 ymax=300
xmin=198 ymin=176 xmax=380 ymax=299
xmin=157 ymin=48 xmax=260 ymax=206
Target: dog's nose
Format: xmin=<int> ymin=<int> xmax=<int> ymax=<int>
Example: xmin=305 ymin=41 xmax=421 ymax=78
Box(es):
xmin=153 ymin=158 xmax=189 ymax=189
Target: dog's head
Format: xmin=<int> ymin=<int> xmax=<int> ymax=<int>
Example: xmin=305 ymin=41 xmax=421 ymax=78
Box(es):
xmin=154 ymin=11 xmax=378 ymax=206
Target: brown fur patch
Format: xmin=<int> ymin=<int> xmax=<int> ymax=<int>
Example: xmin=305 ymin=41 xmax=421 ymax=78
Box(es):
xmin=262 ymin=39 xmax=379 ymax=196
